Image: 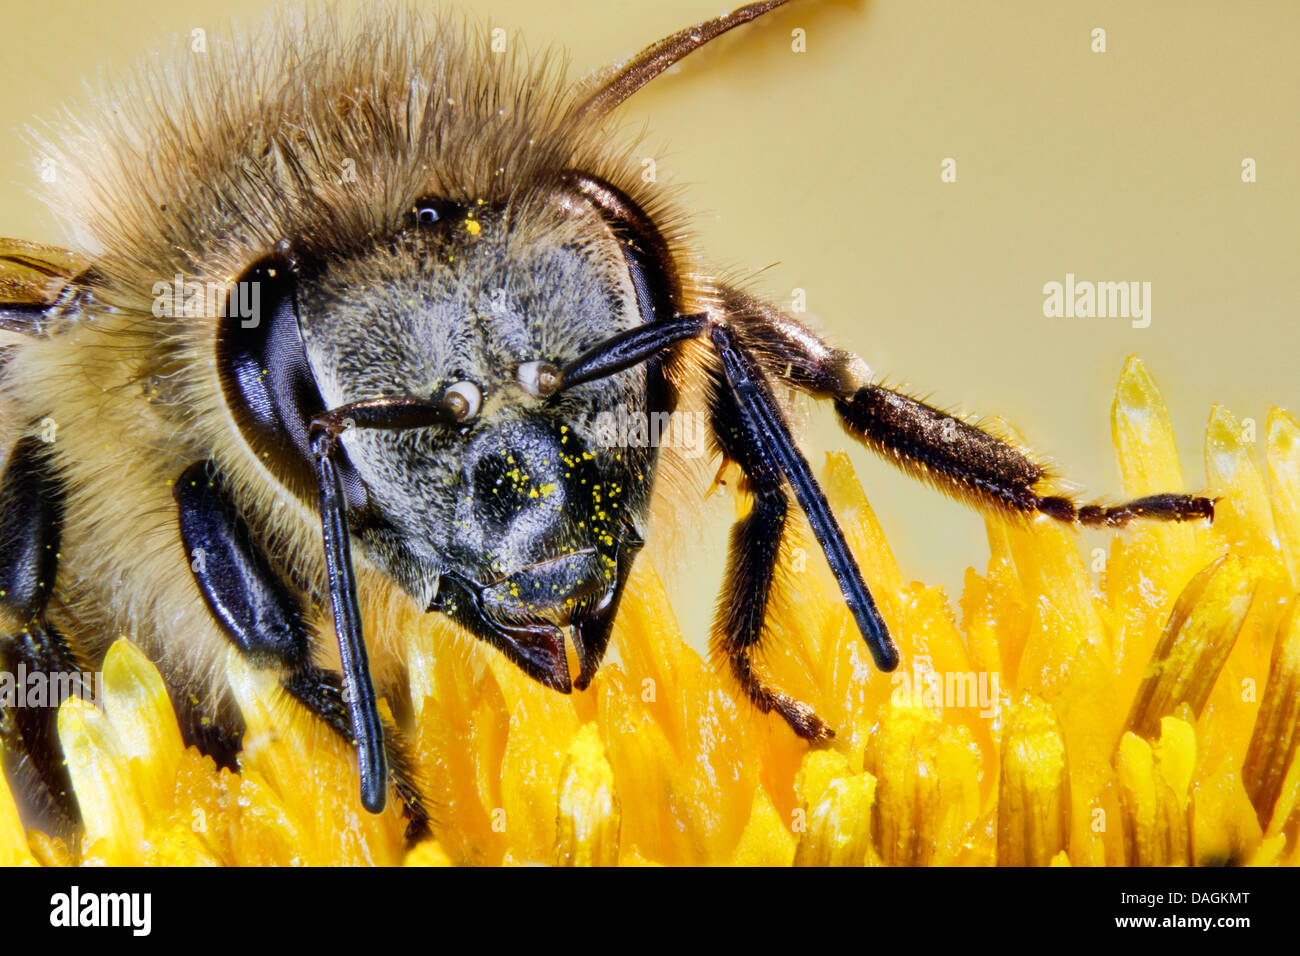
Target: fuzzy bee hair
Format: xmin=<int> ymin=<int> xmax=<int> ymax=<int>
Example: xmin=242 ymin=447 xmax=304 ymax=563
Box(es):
xmin=4 ymin=0 xmax=819 ymax=833
xmin=9 ymin=4 xmax=685 ymax=687
xmin=1 ymin=0 xmax=1214 ymax=833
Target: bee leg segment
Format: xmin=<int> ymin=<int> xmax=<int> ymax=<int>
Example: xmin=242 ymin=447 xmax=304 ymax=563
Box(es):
xmin=175 ymin=460 xmax=430 ymax=836
xmin=709 ymin=325 xmax=900 ymax=674
xmin=0 ymin=437 xmax=82 ymax=830
xmin=707 ymin=379 xmax=834 ymax=740
xmin=549 ymin=312 xmax=900 ymax=729
xmin=175 ymin=461 xmax=311 ymax=668
xmin=717 ymin=289 xmax=1216 ymax=527
xmin=834 ymin=387 xmax=1216 ymax=524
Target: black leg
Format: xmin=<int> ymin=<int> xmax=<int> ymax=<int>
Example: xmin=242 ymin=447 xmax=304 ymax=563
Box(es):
xmin=710 ymin=324 xmax=898 ymax=672
xmin=169 ymin=689 xmax=244 ymax=775
xmin=175 ymin=460 xmax=430 ymax=839
xmin=708 ymin=375 xmax=833 ymax=740
xmin=546 ymin=309 xmax=901 ymax=738
xmin=0 ymin=438 xmax=63 ymax=634
xmin=716 ymin=287 xmax=1216 ymax=527
xmin=175 ymin=461 xmax=309 ymax=669
xmin=0 ymin=621 xmax=83 ymax=834
xmin=835 ymin=386 xmax=1215 ymax=525
xmin=539 ymin=288 xmax=1215 ymax=743
xmin=0 ymin=436 xmax=81 ymax=831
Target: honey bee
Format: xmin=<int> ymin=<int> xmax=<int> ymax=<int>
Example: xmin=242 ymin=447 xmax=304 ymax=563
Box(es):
xmin=0 ymin=0 xmax=1212 ymax=839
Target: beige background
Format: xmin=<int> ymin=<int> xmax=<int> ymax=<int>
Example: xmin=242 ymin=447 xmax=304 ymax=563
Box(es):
xmin=2 ymin=0 xmax=1296 ymax=643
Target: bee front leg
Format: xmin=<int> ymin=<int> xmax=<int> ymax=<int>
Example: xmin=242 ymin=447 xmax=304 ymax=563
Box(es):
xmin=173 ymin=460 xmax=430 ymax=841
xmin=0 ymin=437 xmax=83 ymax=832
xmin=708 ymin=371 xmax=835 ymax=741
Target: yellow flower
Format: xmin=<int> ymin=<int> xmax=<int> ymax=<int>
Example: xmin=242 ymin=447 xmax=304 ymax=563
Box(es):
xmin=1 ymin=356 xmax=1297 ymax=866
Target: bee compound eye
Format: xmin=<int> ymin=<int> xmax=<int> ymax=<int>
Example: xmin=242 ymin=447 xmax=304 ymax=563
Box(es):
xmin=441 ymin=380 xmax=482 ymax=421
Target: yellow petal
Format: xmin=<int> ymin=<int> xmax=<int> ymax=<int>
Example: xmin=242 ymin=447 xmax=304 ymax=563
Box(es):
xmin=101 ymin=640 xmax=185 ymax=813
xmin=499 ymin=687 xmax=580 ymax=864
xmin=1191 ymin=757 xmax=1263 ymax=866
xmin=617 ymin=843 xmax=663 ymax=866
xmin=1106 ymin=358 xmax=1214 ymax=697
xmin=605 ymin=567 xmax=757 ymax=864
xmin=730 ymin=788 xmax=796 ymax=866
xmin=998 ymin=694 xmax=1070 ymax=866
xmin=404 ymin=840 xmax=455 ymax=866
xmin=961 ymin=558 xmax=1030 ymax=690
xmin=1267 ymin=408 xmax=1300 ymax=586
xmin=1126 ymin=556 xmax=1256 ymax=738
xmin=1115 ymin=721 xmax=1194 ymax=866
xmin=867 ymin=705 xmax=983 ymax=866
xmin=553 ymin=723 xmax=620 ymax=867
xmin=148 ymin=822 xmax=221 ymax=866
xmin=0 ymin=742 xmax=38 ymax=866
xmin=1112 ymin=356 xmax=1187 ymax=497
xmin=409 ymin=625 xmax=510 ymax=865
xmin=1242 ymin=599 xmax=1300 ymax=829
xmin=58 ymin=695 xmax=147 ymax=866
xmin=795 ymin=749 xmax=853 ymax=810
xmin=226 ymin=651 xmax=405 ymax=865
xmin=598 ymin=664 xmax=677 ymax=863
xmin=794 ymin=771 xmax=876 ymax=867
xmin=1206 ymin=405 xmax=1279 ymax=559
xmin=26 ymin=831 xmax=72 ymax=867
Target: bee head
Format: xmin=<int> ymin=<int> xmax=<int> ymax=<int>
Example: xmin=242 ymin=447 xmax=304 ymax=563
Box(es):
xmin=217 ymin=173 xmax=679 ymax=690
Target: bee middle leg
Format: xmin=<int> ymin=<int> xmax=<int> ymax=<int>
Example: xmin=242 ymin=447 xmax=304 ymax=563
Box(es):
xmin=707 ymin=368 xmax=835 ymax=741
xmin=174 ymin=460 xmax=430 ymax=841
xmin=551 ymin=310 xmax=899 ymax=733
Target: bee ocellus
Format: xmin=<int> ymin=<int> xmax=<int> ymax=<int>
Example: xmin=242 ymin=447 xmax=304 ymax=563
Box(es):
xmin=0 ymin=0 xmax=1213 ymax=840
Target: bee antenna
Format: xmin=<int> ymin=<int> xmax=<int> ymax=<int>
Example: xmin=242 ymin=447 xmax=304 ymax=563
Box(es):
xmin=572 ymin=0 xmax=794 ymax=121
xmin=310 ymin=426 xmax=387 ymax=813
xmin=304 ymin=396 xmax=457 ymax=814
